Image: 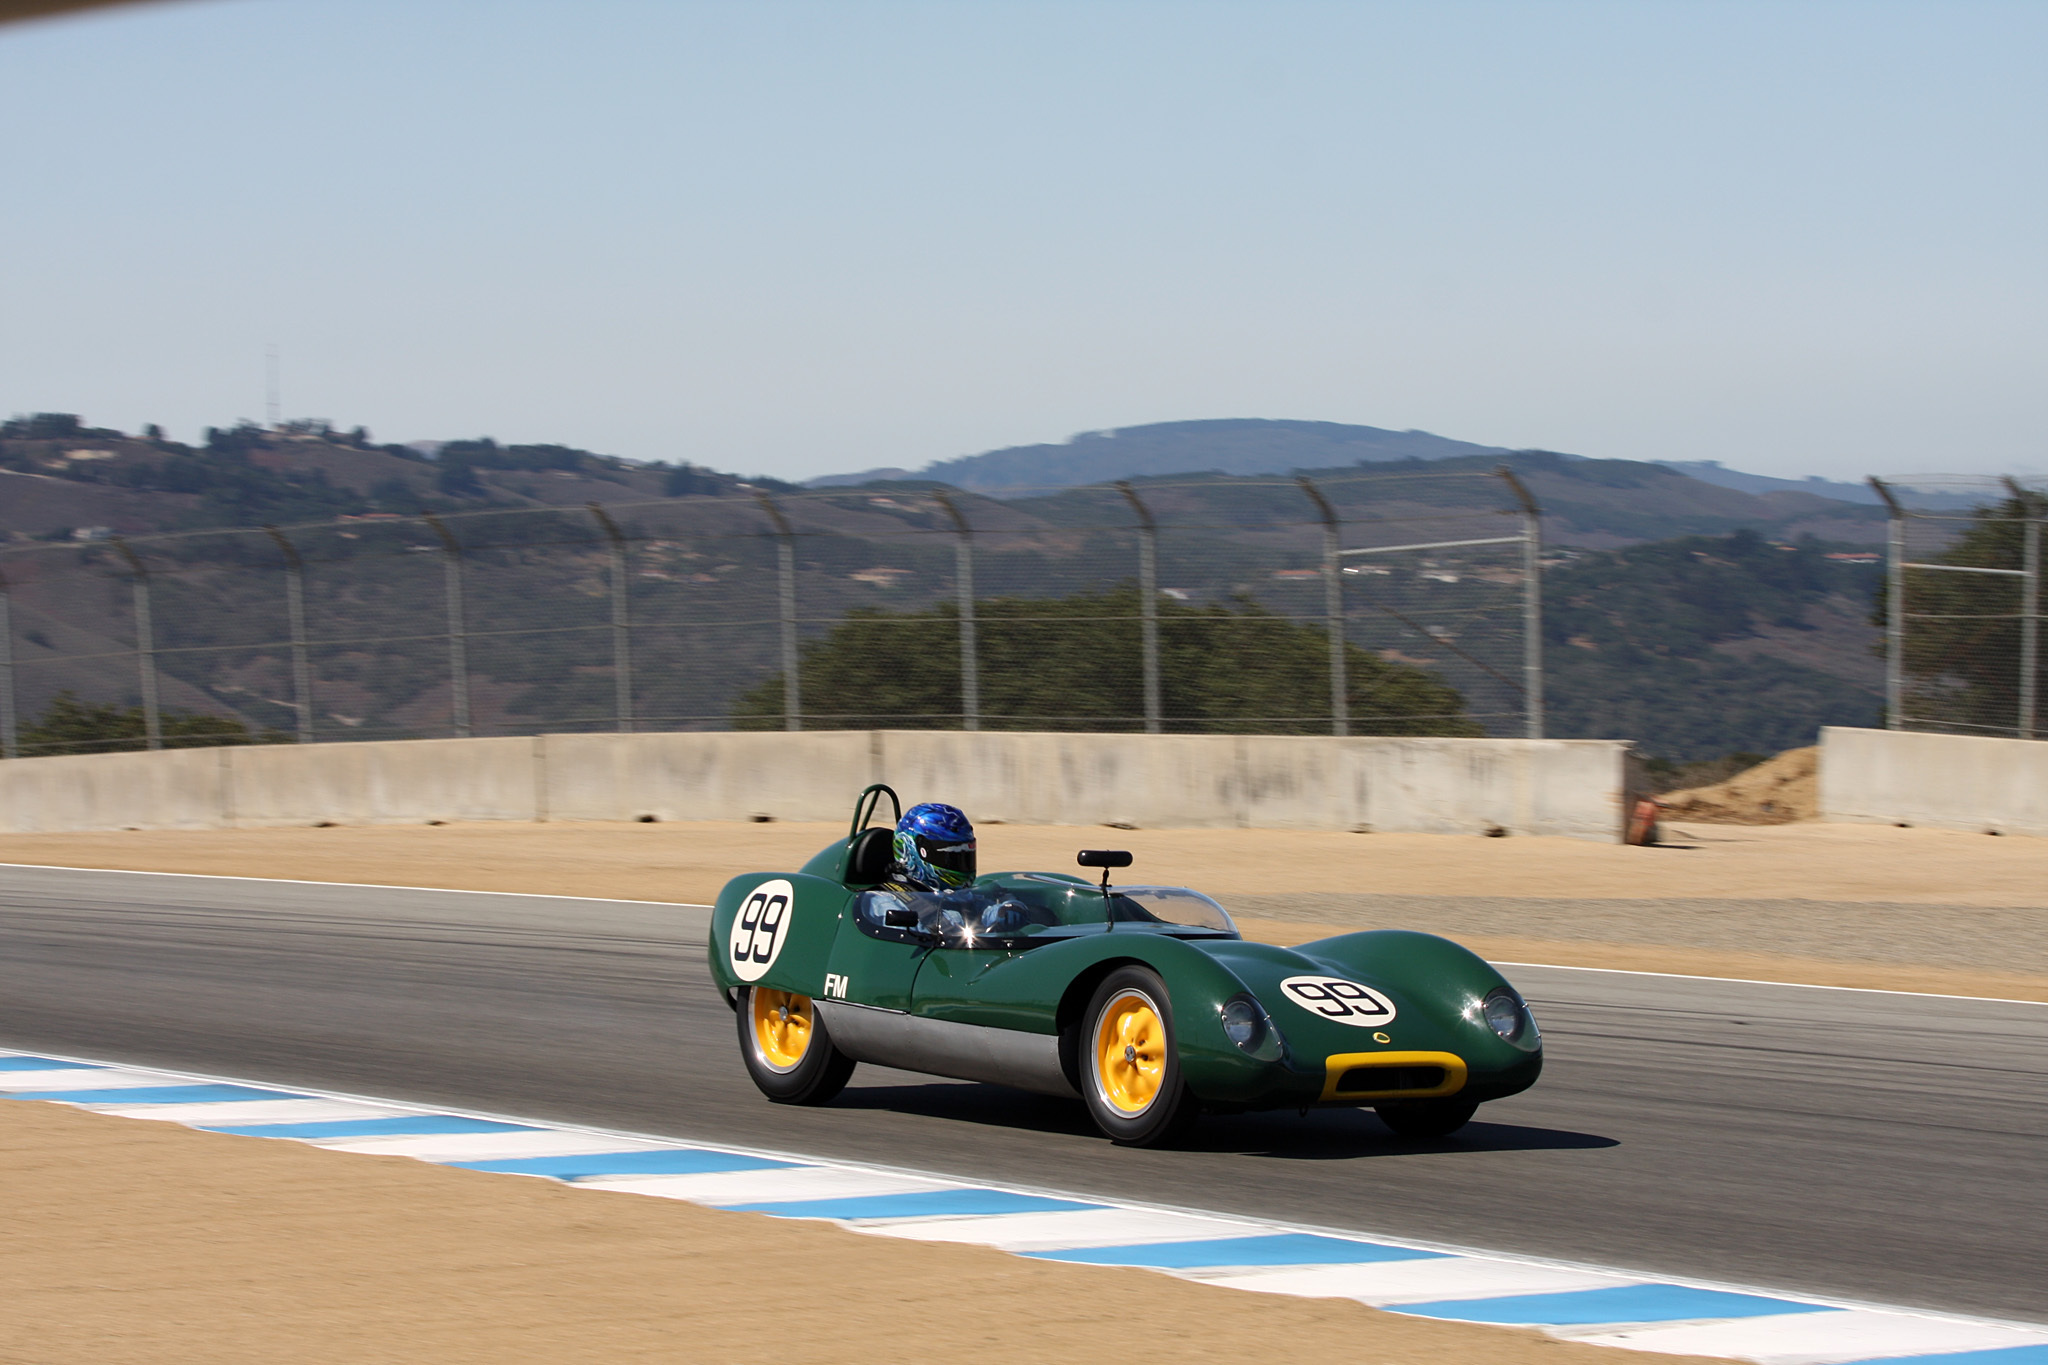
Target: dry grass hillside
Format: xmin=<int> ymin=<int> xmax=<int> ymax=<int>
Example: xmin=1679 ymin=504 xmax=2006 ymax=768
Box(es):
xmin=1658 ymin=746 xmax=1817 ymax=824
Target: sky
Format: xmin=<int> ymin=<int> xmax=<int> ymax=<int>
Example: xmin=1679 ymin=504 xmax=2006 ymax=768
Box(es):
xmin=1 ymin=0 xmax=2042 ymax=484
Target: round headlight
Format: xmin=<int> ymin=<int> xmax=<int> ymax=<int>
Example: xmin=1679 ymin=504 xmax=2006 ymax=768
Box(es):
xmin=1482 ymin=988 xmax=1538 ymax=1049
xmin=1220 ymin=997 xmax=1265 ymax=1049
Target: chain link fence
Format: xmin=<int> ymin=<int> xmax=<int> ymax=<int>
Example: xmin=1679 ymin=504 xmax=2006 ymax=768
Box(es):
xmin=1872 ymin=476 xmax=2048 ymax=739
xmin=0 ymin=469 xmax=1545 ymax=755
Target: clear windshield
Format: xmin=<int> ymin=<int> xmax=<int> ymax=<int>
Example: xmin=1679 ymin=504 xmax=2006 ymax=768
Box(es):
xmin=1107 ymin=886 xmax=1237 ymax=935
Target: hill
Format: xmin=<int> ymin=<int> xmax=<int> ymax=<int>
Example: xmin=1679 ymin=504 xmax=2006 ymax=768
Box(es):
xmin=1 ymin=410 xmax=1896 ymax=764
xmin=817 ymin=419 xmax=1510 ymax=492
xmin=1544 ymin=530 xmax=1884 ymax=761
xmin=0 ymin=414 xmax=791 ymax=541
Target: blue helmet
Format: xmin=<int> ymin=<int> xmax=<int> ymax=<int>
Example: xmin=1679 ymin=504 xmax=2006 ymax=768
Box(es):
xmin=893 ymin=802 xmax=977 ymax=890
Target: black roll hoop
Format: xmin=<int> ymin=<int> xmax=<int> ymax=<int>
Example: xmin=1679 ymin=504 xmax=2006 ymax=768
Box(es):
xmin=850 ymin=783 xmax=902 ymax=840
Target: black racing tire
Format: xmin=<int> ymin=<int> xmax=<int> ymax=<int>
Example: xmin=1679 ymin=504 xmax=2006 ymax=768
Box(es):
xmin=738 ymin=985 xmax=856 ymax=1105
xmin=1375 ymin=1097 xmax=1480 ymax=1139
xmin=1080 ymin=966 xmax=1200 ymax=1147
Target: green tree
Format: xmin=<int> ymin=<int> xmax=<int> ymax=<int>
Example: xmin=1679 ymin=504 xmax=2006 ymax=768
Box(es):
xmin=19 ymin=691 xmax=272 ymax=756
xmin=1882 ymin=493 xmax=2044 ymax=735
xmin=733 ymin=586 xmax=1480 ymax=734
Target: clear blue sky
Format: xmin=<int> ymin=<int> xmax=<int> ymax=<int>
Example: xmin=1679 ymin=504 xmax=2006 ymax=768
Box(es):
xmin=2 ymin=0 xmax=2041 ymax=482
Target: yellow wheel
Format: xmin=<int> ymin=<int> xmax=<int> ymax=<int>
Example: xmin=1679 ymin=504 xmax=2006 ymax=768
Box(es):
xmin=736 ymin=985 xmax=856 ymax=1104
xmin=1094 ymin=989 xmax=1166 ymax=1114
xmin=751 ymin=988 xmax=813 ymax=1073
xmin=1080 ymin=966 xmax=1199 ymax=1145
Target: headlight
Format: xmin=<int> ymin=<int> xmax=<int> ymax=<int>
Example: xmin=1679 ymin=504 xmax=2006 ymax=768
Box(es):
xmin=1220 ymin=996 xmax=1267 ymax=1049
xmin=1482 ymin=987 xmax=1539 ymax=1050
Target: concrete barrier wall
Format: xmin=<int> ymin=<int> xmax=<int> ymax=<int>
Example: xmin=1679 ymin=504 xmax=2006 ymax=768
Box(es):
xmin=1820 ymin=726 xmax=2048 ymax=836
xmin=0 ymin=731 xmax=1640 ymax=840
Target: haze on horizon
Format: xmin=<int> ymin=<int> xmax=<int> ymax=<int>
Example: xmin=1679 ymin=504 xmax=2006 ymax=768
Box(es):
xmin=2 ymin=0 xmax=2041 ymax=485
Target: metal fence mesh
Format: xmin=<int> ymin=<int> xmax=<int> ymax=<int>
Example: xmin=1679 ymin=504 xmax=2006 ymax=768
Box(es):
xmin=0 ymin=470 xmax=1544 ymax=755
xmin=1877 ymin=476 xmax=2046 ymax=739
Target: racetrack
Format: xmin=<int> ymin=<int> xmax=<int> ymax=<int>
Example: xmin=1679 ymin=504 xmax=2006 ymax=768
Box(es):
xmin=1 ymin=864 xmax=2042 ymax=1323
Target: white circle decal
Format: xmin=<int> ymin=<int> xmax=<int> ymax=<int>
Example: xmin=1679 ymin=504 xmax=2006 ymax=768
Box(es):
xmin=1279 ymin=975 xmax=1398 ymax=1028
xmin=729 ymin=879 xmax=795 ymax=983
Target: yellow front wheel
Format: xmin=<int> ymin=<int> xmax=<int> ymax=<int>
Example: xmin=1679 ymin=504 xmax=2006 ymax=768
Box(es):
xmin=1094 ymin=990 xmax=1167 ymax=1114
xmin=1081 ymin=967 xmax=1199 ymax=1146
xmin=751 ymin=988 xmax=813 ymax=1073
xmin=737 ymin=985 xmax=856 ymax=1105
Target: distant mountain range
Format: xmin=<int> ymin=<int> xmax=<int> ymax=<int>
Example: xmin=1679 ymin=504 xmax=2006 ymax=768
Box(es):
xmin=807 ymin=417 xmax=1988 ymax=512
xmin=808 ymin=419 xmax=1512 ymax=491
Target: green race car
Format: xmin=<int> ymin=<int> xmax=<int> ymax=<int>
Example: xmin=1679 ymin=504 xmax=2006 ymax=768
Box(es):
xmin=709 ymin=785 xmax=1543 ymax=1146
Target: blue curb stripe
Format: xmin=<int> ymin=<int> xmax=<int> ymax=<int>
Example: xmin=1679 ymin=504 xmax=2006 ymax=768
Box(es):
xmin=1835 ymin=1351 xmax=2048 ymax=1365
xmin=1026 ymin=1233 xmax=1446 ymax=1268
xmin=448 ymin=1149 xmax=793 ymax=1178
xmin=0 ymin=1057 xmax=102 ymax=1072
xmin=201 ymin=1116 xmax=539 ymax=1138
xmin=1396 ymin=1284 xmax=1835 ymax=1325
xmin=728 ymin=1189 xmax=1103 ymax=1220
xmin=4 ymin=1084 xmax=306 ymax=1105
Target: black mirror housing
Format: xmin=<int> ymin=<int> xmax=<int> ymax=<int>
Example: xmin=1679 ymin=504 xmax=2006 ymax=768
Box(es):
xmin=1077 ymin=849 xmax=1133 ymax=869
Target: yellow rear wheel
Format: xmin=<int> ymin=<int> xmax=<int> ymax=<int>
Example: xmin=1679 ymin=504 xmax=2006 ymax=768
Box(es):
xmin=751 ymin=988 xmax=813 ymax=1073
xmin=1093 ymin=990 xmax=1166 ymax=1114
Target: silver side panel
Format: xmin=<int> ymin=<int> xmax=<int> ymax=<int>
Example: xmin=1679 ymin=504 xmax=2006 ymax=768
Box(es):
xmin=815 ymin=1002 xmax=1078 ymax=1099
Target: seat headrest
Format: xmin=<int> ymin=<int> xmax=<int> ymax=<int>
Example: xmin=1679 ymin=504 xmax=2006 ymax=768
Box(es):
xmin=846 ymin=826 xmax=894 ymax=886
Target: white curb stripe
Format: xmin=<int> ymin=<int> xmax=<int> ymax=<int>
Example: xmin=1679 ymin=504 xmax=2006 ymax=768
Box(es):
xmin=309 ymin=1130 xmax=675 ymax=1159
xmin=864 ymin=1207 xmax=1273 ymax=1251
xmin=1198 ymin=1259 xmax=1638 ymax=1302
xmin=576 ymin=1167 xmax=952 ymax=1204
xmin=1560 ymin=1312 xmax=2048 ymax=1364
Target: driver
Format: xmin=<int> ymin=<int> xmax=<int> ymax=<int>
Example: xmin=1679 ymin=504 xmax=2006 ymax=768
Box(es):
xmin=860 ymin=803 xmax=1036 ymax=939
xmin=886 ymin=802 xmax=977 ymax=892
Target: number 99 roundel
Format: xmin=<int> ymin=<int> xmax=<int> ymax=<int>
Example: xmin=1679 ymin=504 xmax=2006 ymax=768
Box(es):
xmin=728 ymin=879 xmax=795 ymax=982
xmin=1279 ymin=975 xmax=1398 ymax=1027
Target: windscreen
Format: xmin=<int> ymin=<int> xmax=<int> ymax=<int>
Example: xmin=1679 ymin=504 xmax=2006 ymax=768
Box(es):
xmin=1106 ymin=885 xmax=1238 ymax=935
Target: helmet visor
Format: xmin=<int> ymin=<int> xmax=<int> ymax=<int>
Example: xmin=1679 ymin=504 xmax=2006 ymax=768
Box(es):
xmin=917 ymin=836 xmax=977 ymax=884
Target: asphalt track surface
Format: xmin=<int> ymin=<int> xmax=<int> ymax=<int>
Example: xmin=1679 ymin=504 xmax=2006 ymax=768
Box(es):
xmin=2 ymin=865 xmax=2042 ymax=1323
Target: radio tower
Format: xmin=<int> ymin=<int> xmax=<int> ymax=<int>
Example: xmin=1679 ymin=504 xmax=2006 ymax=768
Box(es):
xmin=265 ymin=343 xmax=281 ymax=429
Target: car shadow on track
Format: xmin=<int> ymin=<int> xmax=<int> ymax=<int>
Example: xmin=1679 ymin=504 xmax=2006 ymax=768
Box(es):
xmin=834 ymin=1079 xmax=1618 ymax=1158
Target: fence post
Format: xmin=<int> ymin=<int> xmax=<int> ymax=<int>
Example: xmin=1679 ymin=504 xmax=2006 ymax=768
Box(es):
xmin=1117 ymin=482 xmax=1161 ymax=734
xmin=1497 ymin=467 xmax=1545 ymax=740
xmin=931 ymin=491 xmax=979 ymax=731
xmin=422 ymin=514 xmax=471 ymax=739
xmin=0 ymin=565 xmax=15 ymax=759
xmin=263 ymin=526 xmax=313 ymax=743
xmin=111 ymin=537 xmax=161 ymax=751
xmin=1296 ymin=477 xmax=1347 ymax=736
xmin=588 ymin=503 xmax=634 ymax=733
xmin=2003 ymin=477 xmax=2039 ymax=740
xmin=1870 ymin=478 xmax=1906 ymax=730
xmin=753 ymin=492 xmax=801 ymax=731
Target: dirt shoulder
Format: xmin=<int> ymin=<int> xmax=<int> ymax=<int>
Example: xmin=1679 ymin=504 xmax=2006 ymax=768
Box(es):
xmin=0 ymin=1100 xmax=1716 ymax=1365
xmin=3 ymin=819 xmax=2044 ymax=1001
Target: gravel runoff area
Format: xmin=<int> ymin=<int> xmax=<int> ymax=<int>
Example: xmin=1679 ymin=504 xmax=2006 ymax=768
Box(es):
xmin=0 ymin=1100 xmax=1730 ymax=1365
xmin=2 ymin=817 xmax=2044 ymax=999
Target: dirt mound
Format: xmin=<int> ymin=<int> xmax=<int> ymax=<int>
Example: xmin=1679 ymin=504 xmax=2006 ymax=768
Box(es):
xmin=1659 ymin=746 xmax=1817 ymax=824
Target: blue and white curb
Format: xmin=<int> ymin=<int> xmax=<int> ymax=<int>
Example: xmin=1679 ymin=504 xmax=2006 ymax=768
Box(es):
xmin=5 ymin=1048 xmax=2044 ymax=1365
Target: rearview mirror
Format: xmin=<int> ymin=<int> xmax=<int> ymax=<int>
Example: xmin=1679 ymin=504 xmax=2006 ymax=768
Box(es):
xmin=1077 ymin=849 xmax=1133 ymax=869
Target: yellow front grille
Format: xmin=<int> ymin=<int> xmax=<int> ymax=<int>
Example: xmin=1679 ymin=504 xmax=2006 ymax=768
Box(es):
xmin=1320 ymin=1050 xmax=1468 ymax=1102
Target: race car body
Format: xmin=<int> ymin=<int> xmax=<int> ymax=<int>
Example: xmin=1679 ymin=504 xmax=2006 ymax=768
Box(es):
xmin=709 ymin=786 xmax=1542 ymax=1145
